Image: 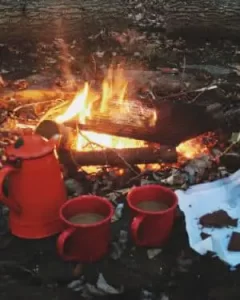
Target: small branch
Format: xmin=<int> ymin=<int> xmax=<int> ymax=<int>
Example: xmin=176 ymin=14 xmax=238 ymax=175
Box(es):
xmin=13 ymin=99 xmax=64 ymax=113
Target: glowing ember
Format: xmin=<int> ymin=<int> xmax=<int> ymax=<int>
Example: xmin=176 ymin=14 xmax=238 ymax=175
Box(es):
xmin=177 ymin=137 xmax=209 ymax=159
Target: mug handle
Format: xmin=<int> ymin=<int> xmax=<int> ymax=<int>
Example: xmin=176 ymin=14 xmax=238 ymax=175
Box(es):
xmin=131 ymin=215 xmax=146 ymax=246
xmin=0 ymin=166 xmax=21 ymax=213
xmin=57 ymin=227 xmax=77 ymax=260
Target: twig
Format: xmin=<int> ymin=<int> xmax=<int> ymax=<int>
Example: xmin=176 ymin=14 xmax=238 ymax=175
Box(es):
xmin=218 ymin=141 xmax=238 ymax=159
xmin=189 ymin=84 xmax=217 ymax=103
xmin=181 ymin=55 xmax=186 ymax=86
xmin=90 ymin=54 xmax=97 ymax=75
xmin=0 ymin=260 xmax=36 ymax=276
xmin=126 ymin=170 xmax=149 ymax=184
xmin=13 ymin=99 xmax=65 ymax=113
xmin=38 ymin=99 xmax=71 ymax=123
xmin=157 ymin=84 xmax=217 ymax=102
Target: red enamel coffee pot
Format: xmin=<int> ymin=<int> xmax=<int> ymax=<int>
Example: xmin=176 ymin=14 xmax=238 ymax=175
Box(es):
xmin=0 ymin=133 xmax=67 ymax=239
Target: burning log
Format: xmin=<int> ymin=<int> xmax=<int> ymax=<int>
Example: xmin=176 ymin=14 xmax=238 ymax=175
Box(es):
xmin=35 ymin=84 xmax=240 ymax=151
xmin=59 ymin=146 xmax=177 ymax=166
xmin=35 ymin=119 xmax=177 ymax=167
xmin=65 ymin=100 xmax=217 ymax=147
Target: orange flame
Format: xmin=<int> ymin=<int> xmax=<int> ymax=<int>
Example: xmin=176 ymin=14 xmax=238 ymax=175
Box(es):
xmin=55 ymin=67 xmax=149 ymax=151
xmin=177 ymin=137 xmax=209 ymax=159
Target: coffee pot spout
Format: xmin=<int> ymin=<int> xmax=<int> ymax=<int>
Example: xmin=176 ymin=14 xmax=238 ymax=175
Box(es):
xmin=36 ymin=119 xmax=76 ymax=149
xmin=48 ymin=134 xmax=62 ymax=149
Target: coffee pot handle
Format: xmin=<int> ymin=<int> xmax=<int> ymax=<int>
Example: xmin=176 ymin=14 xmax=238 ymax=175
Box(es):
xmin=0 ymin=166 xmax=21 ymax=213
xmin=131 ymin=215 xmax=146 ymax=246
xmin=57 ymin=227 xmax=77 ymax=260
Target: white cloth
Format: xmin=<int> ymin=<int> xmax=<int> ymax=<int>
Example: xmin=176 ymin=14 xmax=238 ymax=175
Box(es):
xmin=176 ymin=170 xmax=240 ymax=267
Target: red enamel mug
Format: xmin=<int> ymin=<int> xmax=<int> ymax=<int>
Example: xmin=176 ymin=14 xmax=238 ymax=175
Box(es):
xmin=57 ymin=195 xmax=114 ymax=262
xmin=127 ymin=185 xmax=178 ymax=247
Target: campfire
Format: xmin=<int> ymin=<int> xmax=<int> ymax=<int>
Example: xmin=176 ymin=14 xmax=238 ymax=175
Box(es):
xmin=33 ymin=67 xmax=214 ymax=173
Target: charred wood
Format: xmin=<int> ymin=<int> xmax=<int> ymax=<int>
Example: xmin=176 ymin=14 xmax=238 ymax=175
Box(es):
xmin=60 ymin=146 xmax=177 ymax=166
xmin=65 ymin=101 xmax=217 ymax=147
xmin=29 ymin=85 xmax=240 ymax=148
xmin=35 ymin=119 xmax=177 ymax=166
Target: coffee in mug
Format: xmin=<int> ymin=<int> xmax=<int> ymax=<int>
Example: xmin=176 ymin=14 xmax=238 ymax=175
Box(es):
xmin=136 ymin=200 xmax=169 ymax=212
xmin=57 ymin=195 xmax=114 ymax=262
xmin=127 ymin=185 xmax=178 ymax=247
xmin=68 ymin=213 xmax=105 ymax=225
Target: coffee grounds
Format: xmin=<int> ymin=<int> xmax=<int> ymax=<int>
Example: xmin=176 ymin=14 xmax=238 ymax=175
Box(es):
xmin=199 ymin=210 xmax=238 ymax=228
xmin=228 ymin=232 xmax=240 ymax=251
xmin=200 ymin=232 xmax=211 ymax=240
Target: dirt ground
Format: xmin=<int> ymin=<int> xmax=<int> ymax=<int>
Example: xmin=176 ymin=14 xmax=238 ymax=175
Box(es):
xmin=1 ymin=34 xmax=240 ymax=300
xmin=1 ymin=206 xmax=240 ymax=300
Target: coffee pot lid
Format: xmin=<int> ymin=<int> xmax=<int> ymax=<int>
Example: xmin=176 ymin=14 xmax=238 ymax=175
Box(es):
xmin=6 ymin=133 xmax=55 ymax=159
